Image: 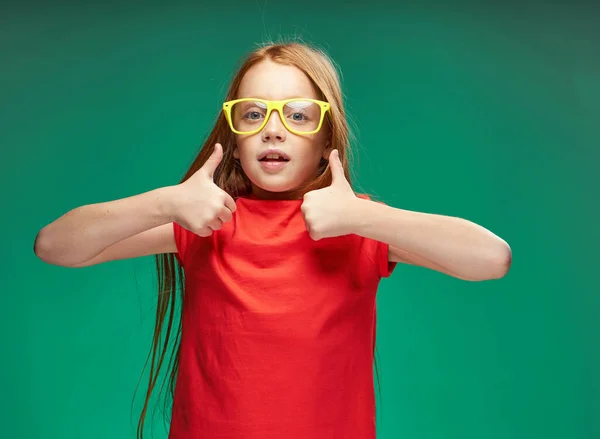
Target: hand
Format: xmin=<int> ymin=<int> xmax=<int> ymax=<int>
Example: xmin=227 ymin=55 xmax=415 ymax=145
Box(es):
xmin=301 ymin=149 xmax=359 ymax=240
xmin=171 ymin=143 xmax=236 ymax=237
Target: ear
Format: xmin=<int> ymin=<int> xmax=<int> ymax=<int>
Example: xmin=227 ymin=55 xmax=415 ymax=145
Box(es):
xmin=321 ymin=140 xmax=332 ymax=160
xmin=233 ymin=147 xmax=239 ymax=159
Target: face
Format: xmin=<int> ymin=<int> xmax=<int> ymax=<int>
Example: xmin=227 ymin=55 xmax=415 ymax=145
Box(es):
xmin=232 ymin=59 xmax=331 ymax=200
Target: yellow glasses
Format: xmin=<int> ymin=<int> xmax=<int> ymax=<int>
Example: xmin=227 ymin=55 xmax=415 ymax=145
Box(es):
xmin=223 ymin=98 xmax=330 ymax=135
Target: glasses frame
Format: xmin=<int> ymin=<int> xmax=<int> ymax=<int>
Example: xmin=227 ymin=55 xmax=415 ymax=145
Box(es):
xmin=222 ymin=98 xmax=331 ymax=135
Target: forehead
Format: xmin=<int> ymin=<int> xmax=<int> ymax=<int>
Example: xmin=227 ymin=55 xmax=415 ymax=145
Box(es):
xmin=237 ymin=59 xmax=319 ymax=100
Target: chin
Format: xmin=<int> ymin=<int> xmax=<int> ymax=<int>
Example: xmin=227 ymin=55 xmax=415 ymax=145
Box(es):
xmin=252 ymin=179 xmax=298 ymax=193
xmin=247 ymin=176 xmax=305 ymax=199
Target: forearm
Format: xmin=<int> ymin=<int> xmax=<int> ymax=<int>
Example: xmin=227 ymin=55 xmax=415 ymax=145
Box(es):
xmin=351 ymin=198 xmax=511 ymax=280
xmin=34 ymin=186 xmax=176 ymax=266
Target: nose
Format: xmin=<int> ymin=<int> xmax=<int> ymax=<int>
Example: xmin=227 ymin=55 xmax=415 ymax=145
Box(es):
xmin=261 ymin=110 xmax=287 ymax=142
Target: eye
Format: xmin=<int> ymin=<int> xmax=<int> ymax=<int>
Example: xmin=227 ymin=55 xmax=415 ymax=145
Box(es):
xmin=244 ymin=111 xmax=264 ymax=120
xmin=290 ymin=112 xmax=307 ymax=121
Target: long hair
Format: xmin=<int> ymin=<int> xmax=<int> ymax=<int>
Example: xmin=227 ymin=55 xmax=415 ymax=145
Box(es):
xmin=133 ymin=40 xmax=380 ymax=438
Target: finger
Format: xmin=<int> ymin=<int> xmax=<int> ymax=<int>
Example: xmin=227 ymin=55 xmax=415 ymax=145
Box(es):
xmin=201 ymin=143 xmax=223 ymax=179
xmin=223 ymin=193 xmax=237 ymax=213
xmin=207 ymin=218 xmax=223 ymax=231
xmin=328 ymin=149 xmax=346 ymax=185
xmin=307 ymin=226 xmax=321 ymax=241
xmin=217 ymin=205 xmax=233 ymax=224
xmin=195 ymin=227 xmax=213 ymax=237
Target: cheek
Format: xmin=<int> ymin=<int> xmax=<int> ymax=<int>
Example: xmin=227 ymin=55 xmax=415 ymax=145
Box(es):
xmin=234 ymin=137 xmax=253 ymax=160
xmin=298 ymin=148 xmax=326 ymax=172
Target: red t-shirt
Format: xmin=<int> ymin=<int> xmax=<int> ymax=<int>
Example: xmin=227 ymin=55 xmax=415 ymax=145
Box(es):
xmin=168 ymin=194 xmax=396 ymax=439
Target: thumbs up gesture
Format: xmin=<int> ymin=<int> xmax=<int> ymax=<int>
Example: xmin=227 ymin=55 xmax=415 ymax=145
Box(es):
xmin=172 ymin=143 xmax=237 ymax=237
xmin=301 ymin=149 xmax=359 ymax=241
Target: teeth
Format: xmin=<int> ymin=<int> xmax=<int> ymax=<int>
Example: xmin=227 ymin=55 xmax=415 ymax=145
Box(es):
xmin=266 ymin=154 xmax=283 ymax=159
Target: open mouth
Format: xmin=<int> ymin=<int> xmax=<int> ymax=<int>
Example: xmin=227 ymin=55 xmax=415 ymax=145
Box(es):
xmin=259 ymin=156 xmax=290 ymax=162
xmin=258 ymin=152 xmax=290 ymax=162
xmin=258 ymin=151 xmax=291 ymax=171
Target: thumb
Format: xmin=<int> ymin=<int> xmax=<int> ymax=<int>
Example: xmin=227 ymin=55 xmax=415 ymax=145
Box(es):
xmin=328 ymin=149 xmax=346 ymax=185
xmin=201 ymin=143 xmax=223 ymax=179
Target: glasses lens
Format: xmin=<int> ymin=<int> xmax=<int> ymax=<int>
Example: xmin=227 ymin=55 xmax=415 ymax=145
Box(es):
xmin=231 ymin=100 xmax=267 ymax=133
xmin=230 ymin=100 xmax=322 ymax=133
xmin=282 ymin=100 xmax=322 ymax=132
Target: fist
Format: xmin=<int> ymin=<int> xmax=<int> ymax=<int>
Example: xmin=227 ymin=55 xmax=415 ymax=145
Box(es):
xmin=301 ymin=149 xmax=359 ymax=240
xmin=172 ymin=143 xmax=236 ymax=237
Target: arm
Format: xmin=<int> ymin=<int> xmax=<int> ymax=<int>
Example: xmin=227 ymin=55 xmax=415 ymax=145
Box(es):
xmin=349 ymin=198 xmax=512 ymax=281
xmin=300 ymin=150 xmax=510 ymax=281
xmin=34 ymin=186 xmax=178 ymax=267
xmin=34 ymin=144 xmax=236 ymax=268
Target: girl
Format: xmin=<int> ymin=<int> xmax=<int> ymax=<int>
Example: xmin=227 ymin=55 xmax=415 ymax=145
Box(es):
xmin=34 ymin=41 xmax=511 ymax=439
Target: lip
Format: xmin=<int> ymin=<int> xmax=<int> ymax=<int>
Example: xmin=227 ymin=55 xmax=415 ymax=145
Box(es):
xmin=257 ymin=148 xmax=291 ymax=161
xmin=259 ymin=160 xmax=289 ymax=172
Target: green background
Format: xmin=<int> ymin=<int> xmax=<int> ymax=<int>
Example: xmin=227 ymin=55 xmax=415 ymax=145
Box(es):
xmin=1 ymin=1 xmax=598 ymax=438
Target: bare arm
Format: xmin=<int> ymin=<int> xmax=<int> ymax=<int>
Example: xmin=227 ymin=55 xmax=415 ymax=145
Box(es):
xmin=350 ymin=198 xmax=512 ymax=281
xmin=301 ymin=149 xmax=511 ymax=282
xmin=34 ymin=144 xmax=237 ymax=268
xmin=34 ymin=186 xmax=178 ymax=267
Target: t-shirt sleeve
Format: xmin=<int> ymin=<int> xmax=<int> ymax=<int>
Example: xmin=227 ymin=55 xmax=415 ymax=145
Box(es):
xmin=172 ymin=221 xmax=193 ymax=266
xmin=377 ymin=239 xmax=397 ymax=278
xmin=356 ymin=193 xmax=397 ymax=279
